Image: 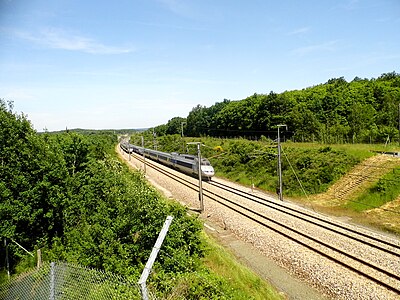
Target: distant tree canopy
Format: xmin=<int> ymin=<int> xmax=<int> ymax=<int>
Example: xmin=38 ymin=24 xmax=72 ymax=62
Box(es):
xmin=155 ymin=72 xmax=400 ymax=143
xmin=151 ymin=117 xmax=186 ymax=138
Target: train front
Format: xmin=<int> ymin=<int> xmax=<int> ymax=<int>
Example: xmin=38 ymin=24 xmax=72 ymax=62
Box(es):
xmin=200 ymin=158 xmax=215 ymax=180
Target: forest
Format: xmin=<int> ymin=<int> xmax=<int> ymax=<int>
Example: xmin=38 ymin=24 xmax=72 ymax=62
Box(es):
xmin=154 ymin=72 xmax=400 ymax=144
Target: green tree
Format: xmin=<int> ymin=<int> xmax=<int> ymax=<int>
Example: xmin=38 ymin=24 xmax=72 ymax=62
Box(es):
xmin=186 ymin=105 xmax=209 ymax=136
xmin=55 ymin=132 xmax=90 ymax=175
xmin=165 ymin=117 xmax=186 ymax=135
xmin=290 ymin=103 xmax=321 ymax=142
xmin=0 ymin=99 xmax=68 ymax=255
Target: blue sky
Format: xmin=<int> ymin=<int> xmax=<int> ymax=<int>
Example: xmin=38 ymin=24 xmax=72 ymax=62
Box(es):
xmin=1 ymin=0 xmax=399 ymax=131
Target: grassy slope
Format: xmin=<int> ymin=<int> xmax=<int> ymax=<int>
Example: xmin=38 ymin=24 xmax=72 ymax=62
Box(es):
xmin=201 ymin=232 xmax=284 ymax=300
xmin=309 ymin=154 xmax=400 ymax=235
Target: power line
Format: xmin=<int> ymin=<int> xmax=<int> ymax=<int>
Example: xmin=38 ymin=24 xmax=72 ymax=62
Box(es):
xmin=344 ymin=199 xmax=400 ymax=215
xmin=281 ymin=147 xmax=314 ymax=211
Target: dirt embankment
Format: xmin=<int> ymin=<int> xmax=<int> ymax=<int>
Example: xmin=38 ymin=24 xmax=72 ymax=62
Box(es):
xmin=312 ymin=154 xmax=400 ymax=234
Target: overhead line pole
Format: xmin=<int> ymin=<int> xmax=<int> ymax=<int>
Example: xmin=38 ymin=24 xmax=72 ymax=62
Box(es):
xmin=187 ymin=142 xmax=204 ymax=212
xmin=4 ymin=239 xmax=10 ymax=279
xmin=197 ymin=142 xmax=204 ymax=212
xmin=153 ymin=128 xmax=157 ymax=150
xmin=181 ymin=122 xmax=186 ymax=138
xmin=181 ymin=122 xmax=186 ymax=153
xmin=277 ymin=124 xmax=287 ymax=201
xmin=141 ymin=136 xmax=146 ymax=174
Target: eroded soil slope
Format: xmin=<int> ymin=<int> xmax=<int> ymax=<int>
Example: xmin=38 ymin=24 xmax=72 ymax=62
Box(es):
xmin=312 ymin=154 xmax=400 ymax=233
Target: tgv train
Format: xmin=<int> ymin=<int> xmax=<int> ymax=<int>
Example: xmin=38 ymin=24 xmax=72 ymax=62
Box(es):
xmin=120 ymin=142 xmax=215 ymax=180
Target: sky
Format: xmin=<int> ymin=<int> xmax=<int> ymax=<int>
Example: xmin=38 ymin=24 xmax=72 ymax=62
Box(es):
xmin=0 ymin=0 xmax=399 ymax=132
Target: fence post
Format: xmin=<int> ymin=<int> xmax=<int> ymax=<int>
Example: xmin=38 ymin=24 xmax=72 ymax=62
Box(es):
xmin=37 ymin=249 xmax=42 ymax=269
xmin=138 ymin=216 xmax=174 ymax=300
xmin=4 ymin=238 xmax=10 ymax=279
xmin=50 ymin=262 xmax=55 ymax=300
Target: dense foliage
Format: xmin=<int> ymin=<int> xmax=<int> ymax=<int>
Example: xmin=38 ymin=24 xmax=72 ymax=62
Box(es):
xmin=2 ymin=99 xmax=250 ymax=298
xmin=210 ymin=141 xmax=357 ymax=196
xmin=153 ymin=72 xmax=400 ymax=144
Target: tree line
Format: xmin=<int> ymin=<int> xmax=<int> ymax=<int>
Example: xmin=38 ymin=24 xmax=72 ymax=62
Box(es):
xmin=155 ymin=72 xmax=400 ymax=144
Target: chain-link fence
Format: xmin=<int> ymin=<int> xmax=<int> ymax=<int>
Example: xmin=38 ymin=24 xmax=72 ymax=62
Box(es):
xmin=0 ymin=261 xmax=145 ymax=300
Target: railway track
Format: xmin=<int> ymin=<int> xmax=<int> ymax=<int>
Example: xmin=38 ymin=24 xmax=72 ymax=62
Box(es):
xmin=121 ymin=148 xmax=400 ymax=296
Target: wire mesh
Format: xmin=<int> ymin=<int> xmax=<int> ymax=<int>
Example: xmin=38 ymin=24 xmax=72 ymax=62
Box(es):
xmin=0 ymin=261 xmax=144 ymax=300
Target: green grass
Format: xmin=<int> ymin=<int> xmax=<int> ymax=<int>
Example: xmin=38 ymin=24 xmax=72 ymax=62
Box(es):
xmin=345 ymin=167 xmax=400 ymax=212
xmin=283 ymin=142 xmax=376 ymax=160
xmin=201 ymin=232 xmax=284 ymax=300
xmin=0 ymin=270 xmax=9 ymax=286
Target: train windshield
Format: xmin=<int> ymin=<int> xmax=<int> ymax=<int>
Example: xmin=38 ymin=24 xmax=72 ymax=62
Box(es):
xmin=201 ymin=159 xmax=211 ymax=166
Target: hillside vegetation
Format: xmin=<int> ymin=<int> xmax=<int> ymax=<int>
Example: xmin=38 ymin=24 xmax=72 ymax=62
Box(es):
xmin=142 ymin=134 xmax=400 ymax=235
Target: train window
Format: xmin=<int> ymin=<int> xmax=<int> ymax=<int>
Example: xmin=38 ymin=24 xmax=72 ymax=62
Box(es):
xmin=177 ymin=160 xmax=192 ymax=168
xmin=183 ymin=155 xmax=195 ymax=160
